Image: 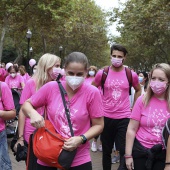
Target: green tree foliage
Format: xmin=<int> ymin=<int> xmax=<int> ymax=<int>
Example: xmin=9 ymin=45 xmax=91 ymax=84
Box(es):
xmin=0 ymin=0 xmax=110 ymax=68
xmin=110 ymin=0 xmax=170 ymax=71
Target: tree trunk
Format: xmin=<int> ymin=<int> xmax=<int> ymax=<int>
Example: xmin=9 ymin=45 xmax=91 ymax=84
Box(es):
xmin=14 ymin=48 xmax=24 ymax=65
xmin=0 ymin=17 xmax=7 ymax=62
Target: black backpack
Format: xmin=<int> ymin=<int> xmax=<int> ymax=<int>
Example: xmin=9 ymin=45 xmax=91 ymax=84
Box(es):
xmin=162 ymin=118 xmax=170 ymax=149
xmin=101 ymin=66 xmax=133 ymax=95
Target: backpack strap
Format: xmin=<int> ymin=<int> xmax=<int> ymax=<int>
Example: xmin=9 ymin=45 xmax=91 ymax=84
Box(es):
xmin=125 ymin=67 xmax=132 ymax=95
xmin=101 ymin=66 xmax=109 ymax=95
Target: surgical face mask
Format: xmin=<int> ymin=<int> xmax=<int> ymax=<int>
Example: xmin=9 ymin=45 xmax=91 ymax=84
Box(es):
xmin=138 ymin=76 xmax=144 ymax=83
xmin=49 ymin=67 xmax=61 ymax=80
xmin=89 ymin=71 xmax=95 ymax=77
xmin=150 ymin=80 xmax=168 ymax=95
xmin=10 ymin=73 xmax=16 ymax=78
xmin=66 ymin=76 xmax=84 ymax=91
xmin=111 ymin=57 xmax=123 ymax=67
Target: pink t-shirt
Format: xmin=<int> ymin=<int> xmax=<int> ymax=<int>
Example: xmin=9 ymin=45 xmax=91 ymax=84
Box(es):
xmin=0 ymin=82 xmax=15 ymax=132
xmin=5 ymin=74 xmax=24 ymax=89
xmin=94 ymin=67 xmax=139 ymax=119
xmin=30 ymin=81 xmax=103 ymax=167
xmin=22 ymin=73 xmax=30 ymax=84
xmin=85 ymin=77 xmax=94 ymax=85
xmin=19 ymin=78 xmax=44 ymax=142
xmin=131 ymin=96 xmax=170 ymax=148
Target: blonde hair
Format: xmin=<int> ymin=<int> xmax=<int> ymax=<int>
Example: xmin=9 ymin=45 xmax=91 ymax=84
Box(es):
xmin=143 ymin=63 xmax=170 ymax=110
xmin=33 ymin=53 xmax=61 ymax=90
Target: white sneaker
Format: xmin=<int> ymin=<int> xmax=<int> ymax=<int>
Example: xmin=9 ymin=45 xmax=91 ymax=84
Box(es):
xmin=91 ymin=141 xmax=97 ymax=152
xmin=111 ymin=155 xmax=120 ymax=164
xmin=98 ymin=144 xmax=102 ymax=152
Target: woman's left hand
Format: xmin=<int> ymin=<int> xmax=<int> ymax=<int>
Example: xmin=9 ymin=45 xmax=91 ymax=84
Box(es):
xmin=63 ymin=136 xmax=82 ymax=151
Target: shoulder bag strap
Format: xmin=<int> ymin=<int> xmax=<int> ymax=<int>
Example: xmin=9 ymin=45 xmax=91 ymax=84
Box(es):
xmin=57 ymin=81 xmax=74 ymax=137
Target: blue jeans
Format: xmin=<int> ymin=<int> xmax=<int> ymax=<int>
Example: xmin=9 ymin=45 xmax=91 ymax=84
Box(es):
xmin=0 ymin=130 xmax=12 ymax=170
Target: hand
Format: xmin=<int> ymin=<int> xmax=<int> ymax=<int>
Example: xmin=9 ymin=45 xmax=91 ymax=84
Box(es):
xmin=126 ymin=157 xmax=134 ymax=170
xmin=13 ymin=138 xmax=24 ymax=152
xmin=165 ymin=164 xmax=170 ymax=170
xmin=29 ymin=110 xmax=45 ymax=128
xmin=63 ymin=136 xmax=82 ymax=151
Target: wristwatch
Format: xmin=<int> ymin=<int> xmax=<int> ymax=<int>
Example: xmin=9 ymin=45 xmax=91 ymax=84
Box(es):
xmin=80 ymin=135 xmax=87 ymax=144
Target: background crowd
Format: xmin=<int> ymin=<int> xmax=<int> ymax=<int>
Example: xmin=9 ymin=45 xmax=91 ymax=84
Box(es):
xmin=0 ymin=44 xmax=170 ymax=170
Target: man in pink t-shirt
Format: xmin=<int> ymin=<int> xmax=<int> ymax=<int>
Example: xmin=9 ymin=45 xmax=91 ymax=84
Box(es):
xmin=92 ymin=44 xmax=141 ymax=170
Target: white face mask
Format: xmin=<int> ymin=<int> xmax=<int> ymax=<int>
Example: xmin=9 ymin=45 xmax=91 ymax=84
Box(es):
xmin=66 ymin=76 xmax=84 ymax=91
xmin=89 ymin=71 xmax=95 ymax=77
xmin=10 ymin=73 xmax=16 ymax=78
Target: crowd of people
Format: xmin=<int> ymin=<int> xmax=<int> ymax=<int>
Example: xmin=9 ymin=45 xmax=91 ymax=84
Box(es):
xmin=0 ymin=44 xmax=170 ymax=170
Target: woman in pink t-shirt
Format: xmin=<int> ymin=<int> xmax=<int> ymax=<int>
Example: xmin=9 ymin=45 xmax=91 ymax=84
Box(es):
xmin=13 ymin=54 xmax=61 ymax=160
xmin=125 ymin=63 xmax=170 ymax=170
xmin=5 ymin=65 xmax=25 ymax=90
xmin=22 ymin=52 xmax=104 ymax=170
xmin=85 ymin=65 xmax=97 ymax=85
xmin=19 ymin=65 xmax=30 ymax=84
xmin=0 ymin=82 xmax=16 ymax=169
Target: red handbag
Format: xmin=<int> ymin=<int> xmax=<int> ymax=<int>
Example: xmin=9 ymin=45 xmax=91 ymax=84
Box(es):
xmin=33 ymin=120 xmax=64 ymax=168
xmin=32 ymin=81 xmax=77 ymax=170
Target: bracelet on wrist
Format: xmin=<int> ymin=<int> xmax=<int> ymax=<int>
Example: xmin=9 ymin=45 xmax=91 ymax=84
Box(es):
xmin=165 ymin=162 xmax=170 ymax=165
xmin=124 ymin=154 xmax=133 ymax=159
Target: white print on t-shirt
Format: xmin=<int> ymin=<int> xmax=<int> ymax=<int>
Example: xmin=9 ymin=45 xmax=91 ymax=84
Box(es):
xmin=54 ymin=103 xmax=77 ymax=138
xmin=104 ymin=79 xmax=124 ymax=106
xmin=9 ymin=80 xmax=19 ymax=88
xmin=147 ymin=107 xmax=170 ymax=140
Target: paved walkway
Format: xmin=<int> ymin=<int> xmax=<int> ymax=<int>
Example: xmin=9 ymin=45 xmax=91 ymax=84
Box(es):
xmin=8 ymin=139 xmax=119 ymax=170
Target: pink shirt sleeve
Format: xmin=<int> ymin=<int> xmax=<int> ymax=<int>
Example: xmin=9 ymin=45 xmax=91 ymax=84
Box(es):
xmin=20 ymin=79 xmax=35 ymax=104
xmin=132 ymin=71 xmax=139 ymax=88
xmin=87 ymin=87 xmax=103 ymax=118
xmin=94 ymin=69 xmax=103 ymax=87
xmin=19 ymin=75 xmax=24 ymax=84
xmin=30 ymin=82 xmax=51 ymax=109
xmin=1 ymin=82 xmax=15 ymax=110
xmin=5 ymin=76 xmax=9 ymax=87
xmin=130 ymin=96 xmax=143 ymax=121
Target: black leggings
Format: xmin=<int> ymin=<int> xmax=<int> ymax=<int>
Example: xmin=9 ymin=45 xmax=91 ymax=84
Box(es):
xmin=36 ymin=162 xmax=92 ymax=170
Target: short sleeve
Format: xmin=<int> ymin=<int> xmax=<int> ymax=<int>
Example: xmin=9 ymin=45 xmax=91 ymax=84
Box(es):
xmin=5 ymin=76 xmax=9 ymax=85
xmin=132 ymin=71 xmax=139 ymax=88
xmin=93 ymin=69 xmax=103 ymax=87
xmin=1 ymin=82 xmax=15 ymax=110
xmin=20 ymin=79 xmax=35 ymax=104
xmin=30 ymin=82 xmax=53 ymax=109
xmin=87 ymin=87 xmax=103 ymax=119
xmin=130 ymin=96 xmax=143 ymax=121
xmin=19 ymin=75 xmax=24 ymax=83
